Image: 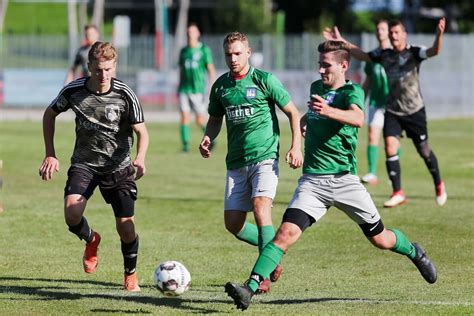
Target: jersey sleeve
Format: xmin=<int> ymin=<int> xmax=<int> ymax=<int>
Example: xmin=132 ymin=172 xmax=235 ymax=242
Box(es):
xmin=208 ymin=81 xmax=225 ymax=117
xmin=264 ymin=73 xmax=291 ymax=109
xmin=368 ymin=47 xmax=383 ymax=63
xmin=346 ymin=84 xmax=365 ymax=111
xmin=126 ymin=90 xmax=145 ymax=124
xmin=203 ymin=45 xmax=214 ymax=66
xmin=411 ymin=46 xmax=427 ymax=62
xmin=49 ymin=87 xmax=72 ymax=113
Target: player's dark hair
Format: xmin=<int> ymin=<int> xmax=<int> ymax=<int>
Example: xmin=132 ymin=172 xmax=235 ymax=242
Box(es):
xmin=88 ymin=41 xmax=118 ymax=62
xmin=389 ymin=19 xmax=406 ymax=32
xmin=317 ymin=40 xmax=351 ymax=63
xmin=187 ymin=22 xmax=199 ymax=29
xmin=223 ymin=32 xmax=249 ymax=48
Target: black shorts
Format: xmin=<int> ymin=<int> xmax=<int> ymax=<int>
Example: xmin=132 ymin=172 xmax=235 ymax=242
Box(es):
xmin=64 ymin=165 xmax=137 ymax=217
xmin=383 ymin=108 xmax=429 ymax=144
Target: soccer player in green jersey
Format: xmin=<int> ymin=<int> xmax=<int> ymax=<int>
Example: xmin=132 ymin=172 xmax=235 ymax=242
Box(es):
xmin=324 ymin=18 xmax=447 ymax=208
xmin=178 ymin=23 xmax=216 ymax=152
xmin=39 ymin=42 xmax=149 ymax=292
xmin=225 ymin=41 xmax=437 ymax=311
xmin=199 ymin=32 xmax=303 ymax=293
xmin=360 ymin=20 xmax=390 ymax=185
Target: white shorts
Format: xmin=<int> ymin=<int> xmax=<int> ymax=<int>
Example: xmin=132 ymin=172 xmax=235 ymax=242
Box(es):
xmin=288 ymin=173 xmax=380 ymax=224
xmin=179 ymin=93 xmax=207 ymax=115
xmin=367 ymin=106 xmax=385 ymax=129
xmin=224 ymin=159 xmax=279 ymax=212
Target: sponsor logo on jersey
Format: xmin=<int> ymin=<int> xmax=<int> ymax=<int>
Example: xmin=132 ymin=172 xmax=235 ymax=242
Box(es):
xmin=324 ymin=91 xmax=337 ymax=104
xmin=56 ymin=95 xmax=68 ymax=111
xmin=246 ymin=87 xmax=257 ymax=99
xmin=226 ymin=104 xmax=254 ymax=123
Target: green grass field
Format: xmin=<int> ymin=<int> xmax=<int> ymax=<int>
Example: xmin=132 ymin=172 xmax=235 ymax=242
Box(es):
xmin=0 ymin=118 xmax=473 ymax=315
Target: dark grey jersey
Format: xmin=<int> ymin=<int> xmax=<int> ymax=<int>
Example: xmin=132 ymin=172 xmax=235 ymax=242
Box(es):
xmin=73 ymin=45 xmax=92 ymax=77
xmin=369 ymin=45 xmax=427 ymax=116
xmin=50 ymin=77 xmax=145 ymax=174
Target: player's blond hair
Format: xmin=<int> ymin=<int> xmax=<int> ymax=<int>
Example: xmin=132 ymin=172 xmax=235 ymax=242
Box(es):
xmin=318 ymin=40 xmax=351 ymax=63
xmin=223 ymin=32 xmax=249 ymax=48
xmin=88 ymin=41 xmax=118 ymax=63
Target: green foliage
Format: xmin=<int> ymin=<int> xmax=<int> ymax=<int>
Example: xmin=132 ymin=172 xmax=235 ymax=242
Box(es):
xmin=215 ymin=0 xmax=274 ymax=34
xmin=5 ymin=3 xmax=69 ymax=35
xmin=0 ymin=118 xmax=473 ymax=314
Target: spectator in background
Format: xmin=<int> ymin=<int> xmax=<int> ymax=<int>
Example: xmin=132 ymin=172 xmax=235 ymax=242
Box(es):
xmin=360 ymin=20 xmax=391 ymax=185
xmin=178 ymin=23 xmax=216 ymax=152
xmin=64 ymin=24 xmax=100 ymax=85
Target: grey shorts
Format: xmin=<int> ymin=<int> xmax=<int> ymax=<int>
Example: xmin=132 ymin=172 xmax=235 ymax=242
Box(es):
xmin=179 ymin=93 xmax=207 ymax=115
xmin=224 ymin=159 xmax=279 ymax=212
xmin=288 ymin=173 xmax=380 ymax=225
xmin=368 ymin=106 xmax=385 ymax=128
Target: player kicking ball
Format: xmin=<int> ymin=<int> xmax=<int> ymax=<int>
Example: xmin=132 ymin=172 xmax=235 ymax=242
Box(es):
xmin=225 ymin=41 xmax=437 ymax=311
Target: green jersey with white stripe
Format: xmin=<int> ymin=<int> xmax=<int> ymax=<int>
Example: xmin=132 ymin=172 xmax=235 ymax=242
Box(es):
xmin=304 ymin=80 xmax=365 ymax=175
xmin=209 ymin=67 xmax=291 ymax=170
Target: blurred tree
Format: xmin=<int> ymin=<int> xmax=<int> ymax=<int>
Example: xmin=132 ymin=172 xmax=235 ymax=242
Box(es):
xmin=215 ymin=0 xmax=273 ymax=33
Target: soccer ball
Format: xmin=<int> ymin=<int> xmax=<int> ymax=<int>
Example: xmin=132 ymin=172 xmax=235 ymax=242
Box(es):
xmin=154 ymin=261 xmax=191 ymax=296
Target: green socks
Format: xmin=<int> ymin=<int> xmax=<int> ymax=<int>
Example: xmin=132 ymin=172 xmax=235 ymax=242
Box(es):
xmin=390 ymin=228 xmax=416 ymax=259
xmin=247 ymin=242 xmax=284 ymax=292
xmin=367 ymin=145 xmax=379 ymax=175
xmin=235 ymin=224 xmax=275 ymax=253
xmin=258 ymin=225 xmax=275 ymax=253
xmin=180 ymin=124 xmax=190 ymax=151
xmin=236 ymin=222 xmax=259 ymax=246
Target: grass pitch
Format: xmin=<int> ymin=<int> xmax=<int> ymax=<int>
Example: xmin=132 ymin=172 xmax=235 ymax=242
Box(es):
xmin=0 ymin=118 xmax=473 ymax=315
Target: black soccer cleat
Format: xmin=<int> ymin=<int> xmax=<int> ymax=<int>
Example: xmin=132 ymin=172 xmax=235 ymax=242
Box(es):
xmin=225 ymin=282 xmax=254 ymax=311
xmin=411 ymin=243 xmax=437 ymax=284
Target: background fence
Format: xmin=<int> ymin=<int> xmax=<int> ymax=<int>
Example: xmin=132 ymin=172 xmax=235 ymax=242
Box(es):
xmin=0 ymin=33 xmax=472 ymax=119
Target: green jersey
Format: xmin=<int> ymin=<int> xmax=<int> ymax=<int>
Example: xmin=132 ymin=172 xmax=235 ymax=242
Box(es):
xmin=304 ymin=80 xmax=365 ymax=175
xmin=364 ymin=51 xmax=389 ymax=109
xmin=209 ymin=67 xmax=291 ymax=170
xmin=178 ymin=43 xmax=213 ymax=94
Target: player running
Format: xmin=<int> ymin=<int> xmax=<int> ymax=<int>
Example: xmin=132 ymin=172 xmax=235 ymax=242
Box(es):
xmin=225 ymin=41 xmax=437 ymax=311
xmin=324 ymin=18 xmax=447 ymax=208
xmin=39 ymin=42 xmax=149 ymax=292
xmin=199 ymin=31 xmax=303 ymax=293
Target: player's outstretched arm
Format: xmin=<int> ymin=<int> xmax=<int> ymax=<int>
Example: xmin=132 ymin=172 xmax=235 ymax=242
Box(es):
xmin=39 ymin=107 xmax=60 ymax=181
xmin=322 ymin=26 xmax=371 ymax=62
xmin=132 ymin=122 xmax=149 ymax=180
xmin=426 ymin=17 xmax=445 ymax=58
xmin=281 ymin=101 xmax=303 ymax=169
xmin=309 ymin=95 xmax=364 ymax=127
xmin=199 ymin=116 xmax=223 ymax=158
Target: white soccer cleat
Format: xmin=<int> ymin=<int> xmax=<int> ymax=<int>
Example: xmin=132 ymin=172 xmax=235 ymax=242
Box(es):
xmin=435 ymin=181 xmax=447 ymax=206
xmin=361 ymin=173 xmax=378 ymax=185
xmin=383 ymin=191 xmax=407 ymax=208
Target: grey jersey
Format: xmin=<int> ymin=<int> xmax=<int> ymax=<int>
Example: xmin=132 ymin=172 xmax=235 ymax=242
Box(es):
xmin=50 ymin=77 xmax=145 ymax=174
xmin=369 ymin=45 xmax=427 ymax=116
xmin=73 ymin=45 xmax=92 ymax=77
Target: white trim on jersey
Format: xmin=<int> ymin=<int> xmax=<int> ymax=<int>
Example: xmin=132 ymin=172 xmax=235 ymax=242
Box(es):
xmin=49 ymin=77 xmax=87 ymax=108
xmin=418 ymin=46 xmax=428 ymax=59
xmin=113 ymin=80 xmax=144 ymax=123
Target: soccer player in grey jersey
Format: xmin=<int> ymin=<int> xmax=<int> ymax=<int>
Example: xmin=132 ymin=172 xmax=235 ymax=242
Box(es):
xmin=39 ymin=42 xmax=149 ymax=292
xmin=324 ymin=17 xmax=447 ymax=208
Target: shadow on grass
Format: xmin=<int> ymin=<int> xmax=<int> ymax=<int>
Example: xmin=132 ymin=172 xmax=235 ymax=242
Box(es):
xmin=0 ymin=276 xmax=225 ymax=313
xmin=264 ymin=297 xmax=387 ymax=305
xmin=140 ymin=195 xmax=223 ymax=204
